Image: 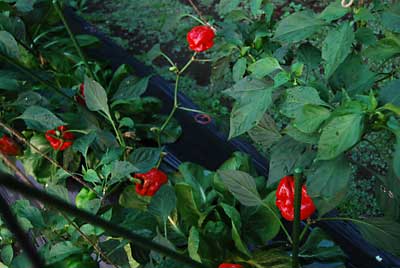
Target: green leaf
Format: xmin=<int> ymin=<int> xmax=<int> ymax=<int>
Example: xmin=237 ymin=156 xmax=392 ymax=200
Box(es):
xmin=248 ymin=56 xmax=281 ymax=79
xmin=83 ymin=169 xmax=101 ymax=183
xmin=317 ymin=114 xmax=364 ymax=160
xmin=99 ymin=147 xmax=124 ymax=166
xmin=250 ymin=0 xmax=263 ymax=17
xmin=128 ymin=147 xmax=162 ymax=173
xmin=224 ymin=77 xmax=273 ymax=138
xmin=18 ymin=106 xmax=64 ymax=131
xmin=273 ymin=11 xmax=325 ymax=43
xmin=111 ymin=161 xmax=139 ymax=182
xmin=251 ymin=248 xmax=292 ymax=268
xmin=232 ymin=57 xmax=247 ymax=82
xmin=268 ymin=136 xmax=315 ymax=185
xmin=293 ymin=104 xmax=331 ymax=133
xmin=355 ymin=27 xmax=377 ymax=46
xmin=119 ymin=117 xmax=134 ymax=128
xmin=175 ymin=183 xmax=202 ymax=226
xmin=317 ymin=0 xmax=350 ymax=22
xmin=188 ymin=227 xmax=202 ymax=263
xmin=119 ymin=186 xmax=150 ymax=211
xmin=242 ymin=193 xmax=280 ymax=245
xmin=217 ymin=0 xmax=241 ymax=15
xmin=231 ymin=220 xmax=251 ymax=257
xmin=329 ymin=54 xmax=376 ymax=96
xmin=0 ymin=30 xmax=19 ymax=59
xmin=300 ymin=228 xmax=345 ymax=262
xmin=148 ymin=185 xmax=176 ymax=223
xmin=84 ymin=76 xmax=110 ymax=116
xmin=248 ymin=113 xmax=281 ymax=149
xmin=362 ymin=34 xmax=400 ymax=62
xmin=112 ymin=76 xmax=150 ymax=102
xmin=322 ymin=23 xmax=354 ymax=78
xmin=387 ymin=117 xmax=400 ymax=178
xmin=221 ymin=203 xmax=241 ymax=229
xmin=379 ymin=79 xmax=400 ymax=106
xmin=1 ymin=245 xmax=13 ymax=265
xmin=72 ymin=132 xmax=96 ymax=160
xmin=297 ymin=43 xmax=321 ymax=70
xmin=14 ymin=0 xmax=36 ymax=12
xmin=46 ymin=184 xmax=70 ymax=203
xmin=306 ymin=156 xmax=352 ymax=216
xmin=218 ymin=170 xmax=262 ymax=206
xmin=12 ymin=200 xmax=45 ymax=229
xmin=284 ymin=124 xmax=319 ymax=144
xmin=46 ymin=242 xmax=81 ymax=265
xmin=382 ymin=5 xmax=400 ymax=33
xmin=280 ymin=86 xmax=326 ymax=118
xmin=355 ymin=217 xmax=400 ymax=256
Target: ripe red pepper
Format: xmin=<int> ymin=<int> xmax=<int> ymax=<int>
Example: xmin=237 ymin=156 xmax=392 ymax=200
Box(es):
xmin=187 ymin=25 xmax=215 ymax=52
xmin=219 ymin=264 xmax=243 ymax=268
xmin=0 ymin=134 xmax=20 ymax=156
xmin=133 ymin=168 xmax=168 ymax=196
xmin=45 ymin=126 xmax=75 ymax=151
xmin=276 ymin=175 xmax=316 ymax=221
xmin=76 ymin=83 xmax=86 ymax=105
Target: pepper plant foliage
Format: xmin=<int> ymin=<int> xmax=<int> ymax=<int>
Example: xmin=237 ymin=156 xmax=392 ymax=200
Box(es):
xmin=1 ymin=0 xmax=400 ymax=268
xmin=211 ymin=0 xmax=400 ymax=258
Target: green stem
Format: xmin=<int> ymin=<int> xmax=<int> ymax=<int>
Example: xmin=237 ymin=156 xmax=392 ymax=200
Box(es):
xmin=160 ymin=52 xmax=176 ymax=68
xmin=106 ymin=114 xmax=125 ymax=147
xmin=52 ymin=0 xmax=96 ymax=80
xmin=292 ymin=168 xmax=303 ymax=268
xmin=181 ymin=14 xmax=207 ymax=25
xmin=299 ymin=222 xmax=311 ymax=243
xmin=0 ymin=173 xmax=208 ymax=268
xmin=177 ymin=106 xmax=207 ymax=114
xmin=261 ymin=202 xmax=293 ymax=244
xmin=179 ymin=53 xmax=197 ymax=75
xmin=0 ymin=54 xmax=71 ymax=100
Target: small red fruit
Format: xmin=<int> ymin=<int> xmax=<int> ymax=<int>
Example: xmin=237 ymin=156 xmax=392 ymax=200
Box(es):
xmin=0 ymin=134 xmax=20 ymax=156
xmin=133 ymin=168 xmax=168 ymax=196
xmin=76 ymin=83 xmax=85 ymax=105
xmin=219 ymin=264 xmax=244 ymax=268
xmin=187 ymin=25 xmax=215 ymax=52
xmin=276 ymin=175 xmax=316 ymax=221
xmin=45 ymin=126 xmax=75 ymax=151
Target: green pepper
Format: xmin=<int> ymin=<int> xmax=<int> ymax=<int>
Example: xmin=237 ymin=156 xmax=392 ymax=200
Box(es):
xmin=75 ymin=188 xmax=97 ymax=210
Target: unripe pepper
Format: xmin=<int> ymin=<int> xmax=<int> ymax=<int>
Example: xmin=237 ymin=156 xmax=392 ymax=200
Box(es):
xmin=76 ymin=83 xmax=86 ymax=105
xmin=219 ymin=264 xmax=244 ymax=268
xmin=45 ymin=126 xmax=75 ymax=151
xmin=0 ymin=134 xmax=20 ymax=156
xmin=187 ymin=25 xmax=215 ymax=52
xmin=276 ymin=175 xmax=316 ymax=221
xmin=133 ymin=168 xmax=168 ymax=196
xmin=75 ymin=188 xmax=97 ymax=210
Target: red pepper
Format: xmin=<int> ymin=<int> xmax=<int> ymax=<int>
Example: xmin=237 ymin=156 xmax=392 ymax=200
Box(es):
xmin=187 ymin=25 xmax=215 ymax=52
xmin=275 ymin=175 xmax=316 ymax=221
xmin=219 ymin=264 xmax=244 ymax=268
xmin=45 ymin=126 xmax=75 ymax=151
xmin=133 ymin=168 xmax=168 ymax=196
xmin=76 ymin=83 xmax=86 ymax=105
xmin=0 ymin=134 xmax=20 ymax=156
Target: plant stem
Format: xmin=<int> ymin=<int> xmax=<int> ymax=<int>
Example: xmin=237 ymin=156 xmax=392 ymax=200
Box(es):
xmin=0 ymin=121 xmax=98 ymax=195
xmin=181 ymin=13 xmax=207 ymax=25
xmin=299 ymin=222 xmax=311 ymax=243
xmin=261 ymin=202 xmax=293 ymax=244
xmin=0 ymin=174 xmax=209 ymax=268
xmin=52 ymin=0 xmax=96 ymax=80
xmin=107 ymin=114 xmax=125 ymax=147
xmin=292 ymin=168 xmax=303 ymax=268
